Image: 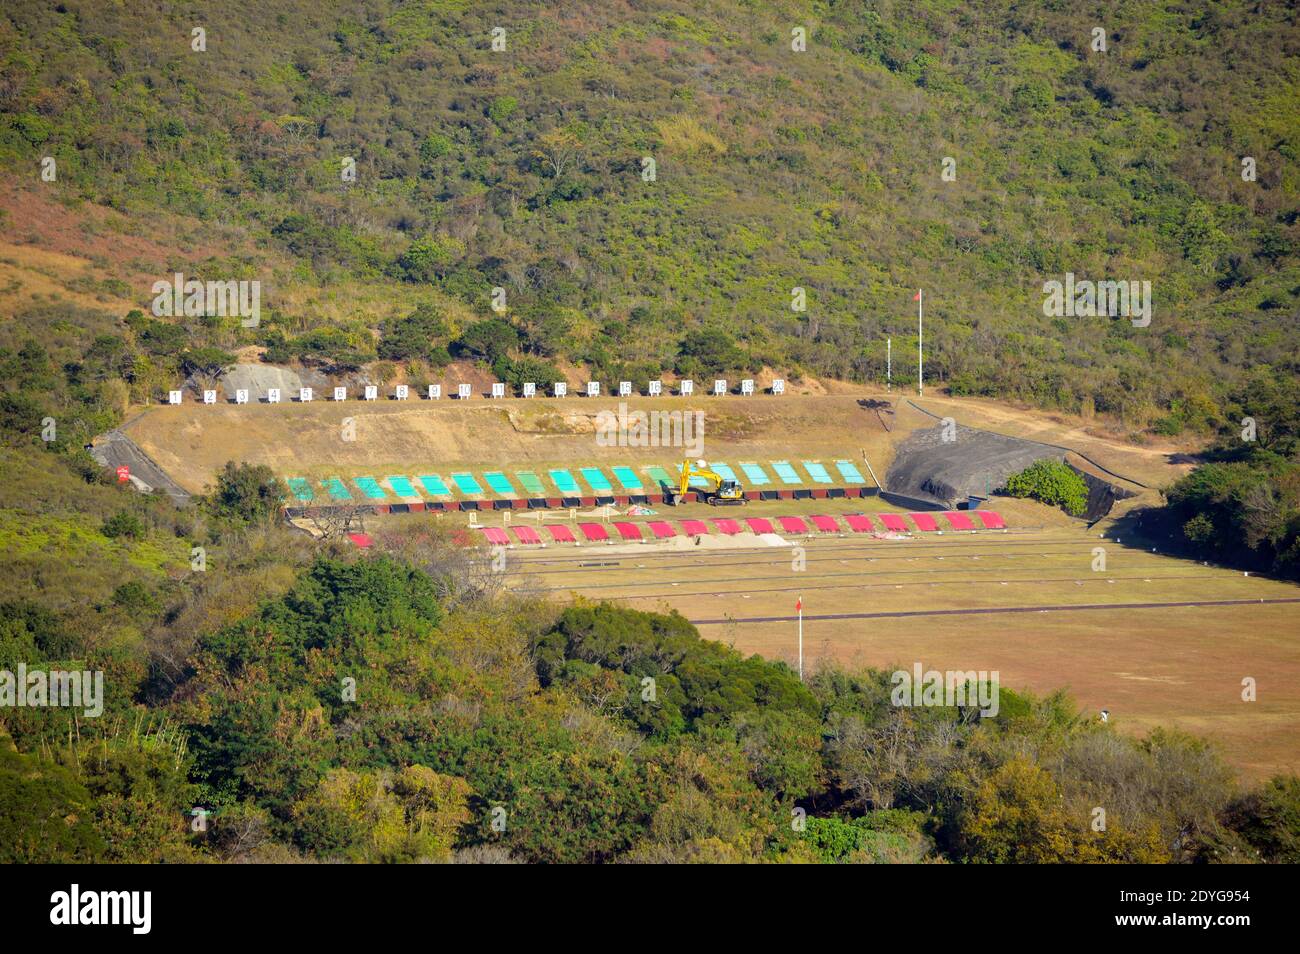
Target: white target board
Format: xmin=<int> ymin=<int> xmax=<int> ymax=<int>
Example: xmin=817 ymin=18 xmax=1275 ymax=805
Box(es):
xmin=235 ymin=389 xmax=249 ymax=405
xmin=334 ymin=387 xmax=347 ymax=401
xmin=203 ymin=390 xmax=217 ymax=405
xmin=168 ymin=390 xmax=182 ymax=405
xmin=741 ymin=379 xmax=754 ymax=395
xmin=679 ymin=380 xmax=694 ymax=396
xmin=523 ymin=382 xmax=536 ymax=398
xmin=364 ymin=385 xmax=377 ymax=401
xmin=619 ymin=381 xmax=632 ymax=397
xmin=713 ymin=379 xmax=727 ymax=395
xmin=491 ymin=382 xmax=505 ymax=399
xmin=554 ymin=382 xmax=567 ymax=397
xmin=772 ymin=379 xmax=785 ymax=395
xmin=648 ymin=380 xmax=662 ymax=396
xmin=586 ymin=381 xmax=600 ymax=398
xmin=427 ymin=384 xmax=441 ymax=400
xmin=300 ymin=387 xmax=313 ymax=402
xmin=267 ymin=388 xmax=281 ymax=404
xmin=457 ymin=383 xmax=471 ymax=399
xmin=395 ymin=384 xmax=408 ymax=400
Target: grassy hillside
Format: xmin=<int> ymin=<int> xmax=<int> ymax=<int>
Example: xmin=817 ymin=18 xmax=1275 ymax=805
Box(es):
xmin=2 ymin=0 xmax=1298 ymax=434
xmin=2 ymin=1 xmax=1299 ymax=865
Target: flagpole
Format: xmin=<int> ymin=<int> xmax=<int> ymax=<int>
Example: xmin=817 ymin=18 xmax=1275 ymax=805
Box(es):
xmin=887 ymin=337 xmax=891 ymax=391
xmin=917 ymin=289 xmax=923 ymax=397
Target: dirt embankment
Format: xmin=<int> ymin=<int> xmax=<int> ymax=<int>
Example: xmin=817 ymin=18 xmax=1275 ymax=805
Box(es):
xmin=115 ymin=372 xmax=1198 ymax=505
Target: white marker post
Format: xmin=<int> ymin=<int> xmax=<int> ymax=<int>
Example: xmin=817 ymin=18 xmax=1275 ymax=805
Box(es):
xmin=796 ymin=595 xmax=803 ymax=682
xmin=915 ymin=288 xmax=923 ymax=396
xmin=887 ymin=338 xmax=892 ymax=391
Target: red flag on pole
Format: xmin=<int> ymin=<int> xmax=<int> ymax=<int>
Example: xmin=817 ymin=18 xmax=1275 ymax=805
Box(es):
xmin=795 ymin=597 xmax=802 ymax=612
xmin=913 ymin=289 xmax=922 ymax=300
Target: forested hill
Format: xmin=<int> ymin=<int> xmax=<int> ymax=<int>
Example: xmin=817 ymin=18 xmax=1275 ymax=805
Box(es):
xmin=1 ymin=0 xmax=1297 ymax=433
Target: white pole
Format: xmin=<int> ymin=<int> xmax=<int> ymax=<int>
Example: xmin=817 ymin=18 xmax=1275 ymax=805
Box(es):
xmin=887 ymin=337 xmax=892 ymax=391
xmin=917 ymin=289 xmax=923 ymax=396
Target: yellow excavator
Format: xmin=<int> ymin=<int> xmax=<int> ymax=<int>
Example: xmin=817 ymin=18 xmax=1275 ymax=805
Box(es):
xmin=666 ymin=459 xmax=746 ymax=506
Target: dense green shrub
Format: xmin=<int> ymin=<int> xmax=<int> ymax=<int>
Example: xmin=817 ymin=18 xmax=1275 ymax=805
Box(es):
xmin=1004 ymin=459 xmax=1089 ymax=516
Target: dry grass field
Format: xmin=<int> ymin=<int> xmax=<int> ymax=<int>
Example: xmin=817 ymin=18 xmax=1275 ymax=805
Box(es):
xmin=486 ymin=505 xmax=1299 ymax=781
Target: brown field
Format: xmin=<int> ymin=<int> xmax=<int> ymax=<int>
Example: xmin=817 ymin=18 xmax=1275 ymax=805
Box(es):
xmin=474 ymin=505 xmax=1299 ymax=782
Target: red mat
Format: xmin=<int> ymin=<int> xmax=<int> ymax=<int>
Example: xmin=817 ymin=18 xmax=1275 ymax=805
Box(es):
xmin=648 ymin=521 xmax=676 ymax=538
xmin=778 ymin=516 xmax=808 ymax=533
xmin=545 ymin=524 xmax=576 ymax=542
xmin=975 ymin=510 xmax=1006 ymax=529
xmin=511 ymin=525 xmax=542 ymax=544
xmin=943 ymin=511 xmax=975 ymax=530
xmin=810 ymin=515 xmax=839 ymax=532
xmin=680 ymin=519 xmax=709 ymax=536
xmin=878 ymin=513 xmax=909 ymax=532
xmin=578 ymin=522 xmax=609 ymax=541
xmin=745 ymin=517 xmax=775 ymax=534
xmin=908 ymin=512 xmax=939 ymax=531
xmin=712 ymin=518 xmax=742 ymax=535
xmin=844 ymin=514 xmax=874 ymax=532
xmin=347 ymin=532 xmax=374 ymax=548
xmin=612 ymin=521 xmax=642 ymax=540
xmin=478 ymin=527 xmax=510 ymax=545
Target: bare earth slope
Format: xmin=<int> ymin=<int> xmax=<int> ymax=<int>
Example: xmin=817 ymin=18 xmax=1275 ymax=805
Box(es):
xmin=117 ymin=383 xmax=1186 ymax=498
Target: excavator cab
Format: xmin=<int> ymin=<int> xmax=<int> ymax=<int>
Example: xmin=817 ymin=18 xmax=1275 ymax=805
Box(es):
xmin=667 ymin=459 xmax=746 ymax=506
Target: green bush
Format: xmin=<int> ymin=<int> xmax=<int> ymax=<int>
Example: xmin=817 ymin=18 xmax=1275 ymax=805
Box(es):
xmin=102 ymin=510 xmax=145 ymax=539
xmin=1003 ymin=459 xmax=1088 ymax=516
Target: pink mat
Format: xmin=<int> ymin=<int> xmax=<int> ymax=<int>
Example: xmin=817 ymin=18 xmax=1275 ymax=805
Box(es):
xmin=810 ymin=515 xmax=839 ymax=532
xmin=943 ymin=511 xmax=975 ymax=530
xmin=975 ymin=510 xmax=1006 ymax=529
xmin=578 ymin=522 xmax=609 ymax=541
xmin=878 ymin=513 xmax=908 ymax=532
xmin=778 ymin=516 xmax=808 ymax=533
xmin=908 ymin=512 xmax=939 ymax=531
xmin=511 ymin=525 xmax=541 ymax=544
xmin=745 ymin=517 xmax=775 ymax=534
xmin=612 ymin=521 xmax=642 ymax=540
xmin=680 ymin=519 xmax=709 ymax=536
xmin=712 ymin=518 xmax=742 ymax=535
xmin=648 ymin=521 xmax=676 ymax=538
xmin=545 ymin=524 xmax=576 ymax=542
xmin=845 ymin=514 xmax=874 ymax=532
